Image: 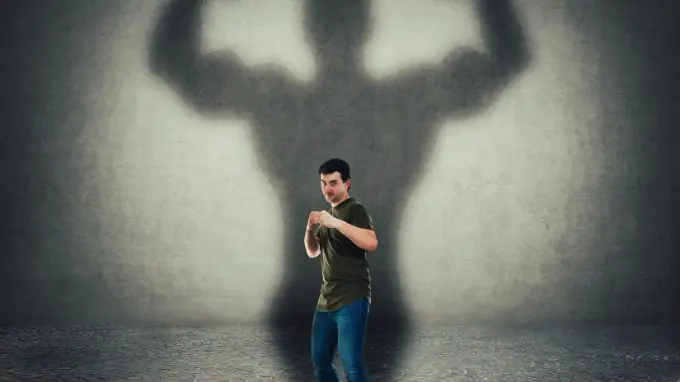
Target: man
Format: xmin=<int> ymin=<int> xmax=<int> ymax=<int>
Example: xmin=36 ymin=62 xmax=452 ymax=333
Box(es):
xmin=305 ymin=158 xmax=378 ymax=382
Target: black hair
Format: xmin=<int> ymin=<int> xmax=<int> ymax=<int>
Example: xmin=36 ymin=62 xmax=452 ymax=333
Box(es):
xmin=319 ymin=158 xmax=351 ymax=183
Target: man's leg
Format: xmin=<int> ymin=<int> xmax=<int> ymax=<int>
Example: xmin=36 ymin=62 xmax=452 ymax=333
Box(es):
xmin=334 ymin=297 xmax=371 ymax=382
xmin=311 ymin=309 xmax=339 ymax=381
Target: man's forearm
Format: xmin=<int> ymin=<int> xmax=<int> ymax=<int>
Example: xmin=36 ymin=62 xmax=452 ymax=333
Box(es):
xmin=304 ymin=228 xmax=320 ymax=258
xmin=335 ymin=221 xmax=378 ymax=252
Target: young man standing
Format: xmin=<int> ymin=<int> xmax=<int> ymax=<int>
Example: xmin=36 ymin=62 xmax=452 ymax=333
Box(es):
xmin=305 ymin=158 xmax=378 ymax=382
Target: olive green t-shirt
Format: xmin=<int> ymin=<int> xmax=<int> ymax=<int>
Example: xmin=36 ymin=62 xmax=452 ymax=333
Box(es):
xmin=314 ymin=197 xmax=375 ymax=312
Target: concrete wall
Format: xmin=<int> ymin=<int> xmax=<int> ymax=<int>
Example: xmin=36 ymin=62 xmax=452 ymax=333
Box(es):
xmin=1 ymin=0 xmax=678 ymax=327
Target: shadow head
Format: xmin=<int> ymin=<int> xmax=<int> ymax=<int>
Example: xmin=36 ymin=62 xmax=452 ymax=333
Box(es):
xmin=302 ymin=0 xmax=373 ymax=61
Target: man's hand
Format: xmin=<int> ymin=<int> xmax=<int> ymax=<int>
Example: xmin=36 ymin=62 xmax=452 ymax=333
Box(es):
xmin=307 ymin=211 xmax=321 ymax=231
xmin=316 ymin=211 xmax=342 ymax=229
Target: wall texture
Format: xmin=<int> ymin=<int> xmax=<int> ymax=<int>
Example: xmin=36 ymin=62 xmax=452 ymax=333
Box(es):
xmin=1 ymin=0 xmax=678 ymax=328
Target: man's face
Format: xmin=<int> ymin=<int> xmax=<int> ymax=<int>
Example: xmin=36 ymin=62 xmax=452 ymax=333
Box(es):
xmin=320 ymin=172 xmax=349 ymax=204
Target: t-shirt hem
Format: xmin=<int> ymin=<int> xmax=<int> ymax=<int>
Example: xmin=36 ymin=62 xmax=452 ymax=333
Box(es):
xmin=315 ymin=291 xmax=371 ymax=312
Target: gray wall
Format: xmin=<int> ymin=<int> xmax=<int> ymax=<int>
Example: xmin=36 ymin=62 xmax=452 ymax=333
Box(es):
xmin=1 ymin=0 xmax=678 ymax=327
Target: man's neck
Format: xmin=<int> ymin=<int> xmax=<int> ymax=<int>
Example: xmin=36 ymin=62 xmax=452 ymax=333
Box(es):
xmin=330 ymin=194 xmax=350 ymax=208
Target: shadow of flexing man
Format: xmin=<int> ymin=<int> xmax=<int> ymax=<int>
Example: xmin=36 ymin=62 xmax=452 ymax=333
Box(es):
xmin=148 ymin=0 xmax=529 ymax=379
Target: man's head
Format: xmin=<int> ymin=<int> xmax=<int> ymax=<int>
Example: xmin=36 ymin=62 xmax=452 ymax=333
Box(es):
xmin=319 ymin=158 xmax=351 ymax=205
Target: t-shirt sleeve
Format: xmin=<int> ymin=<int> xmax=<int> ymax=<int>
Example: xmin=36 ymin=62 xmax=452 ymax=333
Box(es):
xmin=350 ymin=203 xmax=375 ymax=230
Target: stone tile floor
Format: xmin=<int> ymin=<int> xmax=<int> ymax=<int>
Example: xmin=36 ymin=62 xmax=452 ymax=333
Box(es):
xmin=1 ymin=325 xmax=679 ymax=381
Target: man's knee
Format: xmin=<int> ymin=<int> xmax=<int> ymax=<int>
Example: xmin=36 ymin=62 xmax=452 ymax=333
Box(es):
xmin=311 ymin=311 xmax=337 ymax=371
xmin=312 ymin=351 xmax=340 ymax=382
xmin=312 ymin=350 xmax=335 ymax=370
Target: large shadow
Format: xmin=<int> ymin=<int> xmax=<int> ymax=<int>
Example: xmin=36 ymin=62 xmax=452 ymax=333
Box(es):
xmin=148 ymin=0 xmax=530 ymax=379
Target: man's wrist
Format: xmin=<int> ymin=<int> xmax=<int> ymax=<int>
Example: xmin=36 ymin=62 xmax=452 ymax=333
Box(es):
xmin=331 ymin=218 xmax=345 ymax=230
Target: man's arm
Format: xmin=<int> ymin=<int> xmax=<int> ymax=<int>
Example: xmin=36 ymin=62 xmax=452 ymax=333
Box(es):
xmin=335 ymin=204 xmax=378 ymax=252
xmin=304 ymin=226 xmax=321 ymax=258
xmin=148 ymin=0 xmax=295 ymax=115
xmin=335 ymin=222 xmax=378 ymax=252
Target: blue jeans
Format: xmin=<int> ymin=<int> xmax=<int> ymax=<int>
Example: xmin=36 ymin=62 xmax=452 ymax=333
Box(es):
xmin=311 ymin=297 xmax=371 ymax=382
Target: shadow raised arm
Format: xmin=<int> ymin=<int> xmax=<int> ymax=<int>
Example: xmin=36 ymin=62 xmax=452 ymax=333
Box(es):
xmin=148 ymin=0 xmax=296 ymax=116
xmin=386 ymin=0 xmax=531 ymax=118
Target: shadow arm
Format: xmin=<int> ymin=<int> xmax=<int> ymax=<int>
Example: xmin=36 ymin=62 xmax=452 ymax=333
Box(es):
xmin=476 ymin=0 xmax=530 ymax=82
xmin=387 ymin=0 xmax=531 ymax=117
xmin=148 ymin=0 xmax=295 ymax=115
xmin=447 ymin=0 xmax=531 ymax=112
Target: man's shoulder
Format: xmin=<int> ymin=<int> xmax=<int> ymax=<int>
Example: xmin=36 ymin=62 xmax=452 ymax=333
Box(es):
xmin=347 ymin=199 xmax=373 ymax=219
xmin=349 ymin=198 xmax=369 ymax=210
